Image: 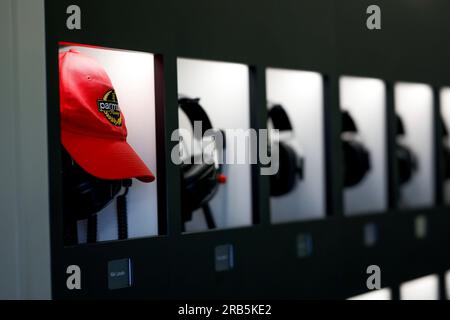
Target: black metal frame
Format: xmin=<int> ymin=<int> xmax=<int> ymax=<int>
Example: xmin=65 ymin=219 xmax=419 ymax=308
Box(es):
xmin=45 ymin=0 xmax=450 ymax=299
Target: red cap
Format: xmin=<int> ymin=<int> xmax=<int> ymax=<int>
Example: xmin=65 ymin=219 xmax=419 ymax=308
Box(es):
xmin=59 ymin=49 xmax=155 ymax=183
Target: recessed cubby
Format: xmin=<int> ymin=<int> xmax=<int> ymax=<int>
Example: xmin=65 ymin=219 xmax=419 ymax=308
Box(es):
xmin=59 ymin=44 xmax=160 ymax=245
xmin=395 ymin=83 xmax=435 ymax=210
xmin=340 ymin=76 xmax=388 ymax=216
xmin=266 ymin=68 xmax=326 ymax=223
xmin=439 ymin=88 xmax=450 ymax=205
xmin=177 ymin=58 xmax=253 ymax=233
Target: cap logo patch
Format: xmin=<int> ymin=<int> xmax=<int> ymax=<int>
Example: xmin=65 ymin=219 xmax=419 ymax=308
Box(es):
xmin=98 ymin=90 xmax=122 ymax=126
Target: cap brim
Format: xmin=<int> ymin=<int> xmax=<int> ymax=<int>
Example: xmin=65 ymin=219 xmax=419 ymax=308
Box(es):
xmin=62 ymin=130 xmax=155 ymax=183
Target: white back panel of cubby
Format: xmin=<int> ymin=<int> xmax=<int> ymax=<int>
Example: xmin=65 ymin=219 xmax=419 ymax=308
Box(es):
xmin=446 ymin=270 xmax=450 ymax=300
xmin=266 ymin=68 xmax=326 ymax=222
xmin=395 ymin=83 xmax=435 ymax=209
xmin=177 ymin=58 xmax=252 ymax=232
xmin=59 ymin=46 xmax=159 ymax=242
xmin=348 ymin=288 xmax=392 ymax=300
xmin=440 ymin=88 xmax=450 ymax=204
xmin=400 ymin=274 xmax=439 ymax=300
xmin=340 ymin=76 xmax=388 ymax=215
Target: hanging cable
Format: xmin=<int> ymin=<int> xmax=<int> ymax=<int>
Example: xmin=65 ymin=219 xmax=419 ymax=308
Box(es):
xmin=203 ymin=204 xmax=217 ymax=230
xmin=117 ymin=180 xmax=132 ymax=240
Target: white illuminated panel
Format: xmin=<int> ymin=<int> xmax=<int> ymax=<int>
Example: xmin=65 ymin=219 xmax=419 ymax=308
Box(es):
xmin=177 ymin=58 xmax=252 ymax=232
xmin=401 ymin=274 xmax=439 ymax=300
xmin=395 ymin=83 xmax=435 ymax=209
xmin=61 ymin=45 xmax=159 ymax=242
xmin=266 ymin=68 xmax=326 ymax=222
xmin=348 ymin=288 xmax=392 ymax=300
xmin=340 ymin=76 xmax=387 ymax=215
xmin=446 ymin=270 xmax=450 ymax=300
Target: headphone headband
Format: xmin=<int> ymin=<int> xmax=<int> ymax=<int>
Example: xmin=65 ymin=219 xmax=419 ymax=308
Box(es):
xmin=179 ymin=97 xmax=214 ymax=137
xmin=396 ymin=114 xmax=406 ymax=136
xmin=268 ymin=104 xmax=293 ymax=132
xmin=441 ymin=116 xmax=449 ymax=137
xmin=342 ymin=110 xmax=359 ymax=133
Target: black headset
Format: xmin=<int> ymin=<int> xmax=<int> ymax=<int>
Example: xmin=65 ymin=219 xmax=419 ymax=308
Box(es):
xmin=341 ymin=110 xmax=371 ymax=188
xmin=61 ymin=148 xmax=132 ymax=245
xmin=441 ymin=116 xmax=450 ymax=180
xmin=267 ymin=104 xmax=305 ymax=197
xmin=178 ymin=97 xmax=227 ymax=230
xmin=395 ymin=114 xmax=418 ymax=186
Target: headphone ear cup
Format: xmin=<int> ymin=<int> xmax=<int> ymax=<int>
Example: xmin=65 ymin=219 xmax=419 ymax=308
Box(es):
xmin=270 ymin=142 xmax=298 ymax=197
xmin=397 ymin=143 xmax=417 ymax=185
xmin=63 ymin=166 xmax=122 ymax=221
xmin=181 ymin=156 xmax=219 ymax=222
xmin=443 ymin=145 xmax=450 ymax=180
xmin=343 ymin=140 xmax=371 ymax=188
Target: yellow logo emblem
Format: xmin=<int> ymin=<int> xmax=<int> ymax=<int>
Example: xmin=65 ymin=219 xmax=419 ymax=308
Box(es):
xmin=97 ymin=90 xmax=122 ymax=126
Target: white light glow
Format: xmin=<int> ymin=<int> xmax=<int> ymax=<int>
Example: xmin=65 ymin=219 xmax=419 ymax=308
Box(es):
xmin=348 ymin=288 xmax=392 ymax=300
xmin=446 ymin=270 xmax=450 ymax=300
xmin=401 ymin=274 xmax=439 ymax=300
